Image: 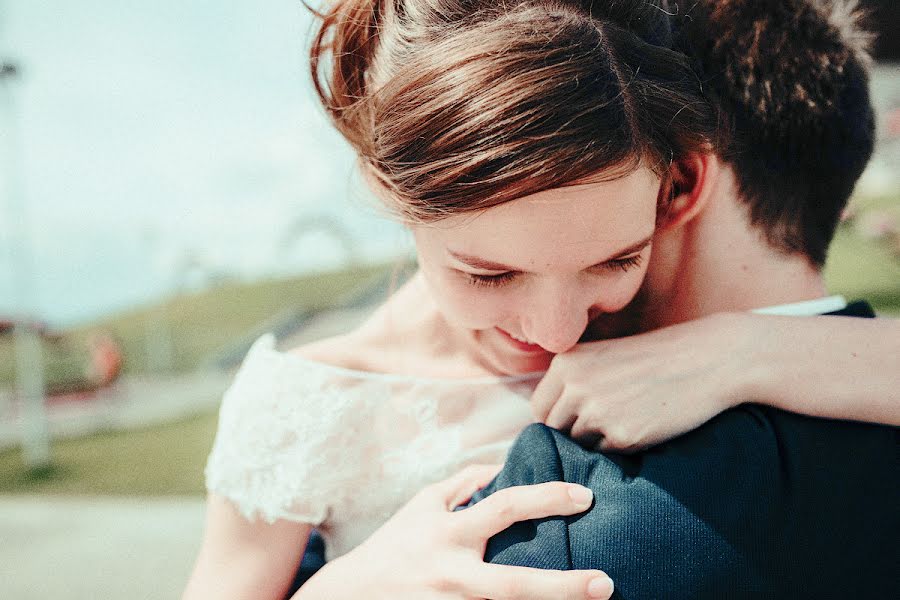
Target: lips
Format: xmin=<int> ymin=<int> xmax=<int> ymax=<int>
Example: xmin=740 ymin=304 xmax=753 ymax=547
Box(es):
xmin=496 ymin=327 xmax=547 ymax=353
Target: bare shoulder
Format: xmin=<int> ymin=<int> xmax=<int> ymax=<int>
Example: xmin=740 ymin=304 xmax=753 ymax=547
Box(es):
xmin=286 ymin=271 xmax=473 ymax=377
xmin=289 ymin=328 xmax=379 ymax=372
xmin=287 ymin=273 xmax=425 ymax=373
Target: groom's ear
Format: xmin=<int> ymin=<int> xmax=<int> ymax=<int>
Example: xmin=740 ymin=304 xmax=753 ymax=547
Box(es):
xmin=656 ymin=152 xmax=719 ymax=231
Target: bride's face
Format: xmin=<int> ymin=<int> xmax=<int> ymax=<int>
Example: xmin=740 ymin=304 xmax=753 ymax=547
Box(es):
xmin=412 ymin=167 xmax=661 ymax=375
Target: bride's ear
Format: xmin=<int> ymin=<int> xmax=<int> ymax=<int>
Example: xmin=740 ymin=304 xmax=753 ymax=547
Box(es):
xmin=656 ymin=152 xmax=720 ymax=231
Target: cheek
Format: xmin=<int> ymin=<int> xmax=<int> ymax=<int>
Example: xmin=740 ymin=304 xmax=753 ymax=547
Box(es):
xmin=423 ymin=268 xmax=510 ymax=329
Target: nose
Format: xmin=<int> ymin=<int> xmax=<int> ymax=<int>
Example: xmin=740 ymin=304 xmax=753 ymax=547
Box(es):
xmin=520 ymin=282 xmax=591 ymax=354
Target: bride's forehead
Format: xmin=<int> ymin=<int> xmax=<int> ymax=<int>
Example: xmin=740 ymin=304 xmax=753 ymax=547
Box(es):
xmin=433 ymin=171 xmax=658 ymax=240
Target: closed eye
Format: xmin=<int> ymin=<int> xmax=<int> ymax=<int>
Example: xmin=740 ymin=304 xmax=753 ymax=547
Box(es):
xmin=464 ymin=253 xmax=644 ymax=288
xmin=593 ymin=254 xmax=643 ymax=273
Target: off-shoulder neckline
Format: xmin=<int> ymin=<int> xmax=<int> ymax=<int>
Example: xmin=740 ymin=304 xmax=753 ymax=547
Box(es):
xmin=249 ymin=334 xmax=546 ymax=386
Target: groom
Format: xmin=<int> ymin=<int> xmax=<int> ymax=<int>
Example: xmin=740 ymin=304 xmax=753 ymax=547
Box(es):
xmin=468 ymin=1 xmax=898 ymax=598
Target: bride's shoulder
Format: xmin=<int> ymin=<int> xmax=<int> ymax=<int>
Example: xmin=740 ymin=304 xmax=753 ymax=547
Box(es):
xmin=288 ymin=328 xmax=379 ymax=372
xmin=287 ymin=272 xmax=438 ymax=375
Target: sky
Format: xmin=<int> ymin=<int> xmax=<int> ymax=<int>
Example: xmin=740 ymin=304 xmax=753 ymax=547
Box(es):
xmin=0 ymin=0 xmax=410 ymax=327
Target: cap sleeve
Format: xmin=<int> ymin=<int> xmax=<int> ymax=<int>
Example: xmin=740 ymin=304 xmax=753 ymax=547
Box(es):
xmin=204 ymin=334 xmax=374 ymax=525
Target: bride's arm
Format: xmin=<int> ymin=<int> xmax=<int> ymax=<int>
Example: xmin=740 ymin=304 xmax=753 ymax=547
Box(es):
xmin=531 ymin=312 xmax=900 ymax=452
xmin=182 ymin=493 xmax=312 ymax=600
xmin=740 ymin=312 xmax=900 ymax=425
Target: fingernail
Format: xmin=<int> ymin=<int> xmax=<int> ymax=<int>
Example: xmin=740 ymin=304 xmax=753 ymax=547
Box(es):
xmin=588 ymin=575 xmax=614 ymax=598
xmin=568 ymin=485 xmax=593 ymax=508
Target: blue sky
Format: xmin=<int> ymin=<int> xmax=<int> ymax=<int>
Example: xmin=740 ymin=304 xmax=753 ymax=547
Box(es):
xmin=0 ymin=0 xmax=409 ymax=326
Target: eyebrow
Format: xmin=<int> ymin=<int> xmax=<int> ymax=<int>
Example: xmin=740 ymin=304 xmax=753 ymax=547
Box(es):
xmin=448 ymin=234 xmax=654 ymax=272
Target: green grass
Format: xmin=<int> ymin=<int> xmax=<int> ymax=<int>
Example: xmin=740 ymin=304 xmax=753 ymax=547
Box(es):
xmin=0 ymin=411 xmax=218 ymax=496
xmin=824 ymin=192 xmax=900 ymax=314
xmin=824 ymin=229 xmax=900 ymax=313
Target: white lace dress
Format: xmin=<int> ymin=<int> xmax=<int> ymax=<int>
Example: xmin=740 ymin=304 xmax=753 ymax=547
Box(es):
xmin=205 ymin=334 xmax=541 ymax=560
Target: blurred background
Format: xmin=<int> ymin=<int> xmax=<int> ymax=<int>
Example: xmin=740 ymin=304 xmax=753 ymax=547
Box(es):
xmin=1 ymin=1 xmax=898 ymax=598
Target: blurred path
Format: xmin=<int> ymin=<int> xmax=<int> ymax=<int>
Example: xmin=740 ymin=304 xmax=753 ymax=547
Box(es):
xmin=0 ymin=371 xmax=231 ymax=451
xmin=0 ymin=495 xmax=205 ymax=600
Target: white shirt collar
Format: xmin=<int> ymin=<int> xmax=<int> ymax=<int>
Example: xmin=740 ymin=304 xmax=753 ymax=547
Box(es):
xmin=750 ymin=295 xmax=848 ymax=317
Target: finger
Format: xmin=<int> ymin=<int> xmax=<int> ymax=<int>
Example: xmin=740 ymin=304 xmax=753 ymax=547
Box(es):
xmin=544 ymin=395 xmax=578 ymax=433
xmin=431 ymin=463 xmax=505 ymax=509
xmin=597 ymin=435 xmax=644 ymax=455
xmin=456 ymin=481 xmax=594 ymax=541
xmin=468 ymin=563 xmax=615 ymax=600
xmin=530 ymin=369 xmax=564 ymax=423
xmin=569 ymin=415 xmax=603 ymax=448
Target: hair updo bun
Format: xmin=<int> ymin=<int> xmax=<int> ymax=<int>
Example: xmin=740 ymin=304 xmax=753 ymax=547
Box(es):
xmin=307 ymin=0 xmax=719 ymax=222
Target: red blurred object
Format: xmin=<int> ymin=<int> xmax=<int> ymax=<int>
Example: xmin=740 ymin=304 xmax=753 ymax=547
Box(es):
xmin=886 ymin=107 xmax=900 ymax=138
xmin=87 ymin=334 xmax=123 ymax=387
xmin=40 ymin=333 xmax=125 ymax=400
xmin=2 ymin=320 xmax=123 ymax=396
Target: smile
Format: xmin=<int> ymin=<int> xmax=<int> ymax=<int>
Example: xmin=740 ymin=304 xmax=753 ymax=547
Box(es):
xmin=496 ymin=328 xmax=547 ymax=353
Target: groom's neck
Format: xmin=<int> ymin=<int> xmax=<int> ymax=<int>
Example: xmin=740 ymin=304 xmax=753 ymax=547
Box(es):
xmin=639 ymin=170 xmax=828 ymax=330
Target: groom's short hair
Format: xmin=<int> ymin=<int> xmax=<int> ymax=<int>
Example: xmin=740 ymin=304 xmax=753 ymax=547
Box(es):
xmin=677 ymin=0 xmax=876 ymax=266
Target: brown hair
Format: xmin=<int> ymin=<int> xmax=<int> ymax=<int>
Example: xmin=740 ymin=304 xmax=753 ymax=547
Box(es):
xmin=305 ymin=0 xmax=720 ymax=222
xmin=675 ymin=0 xmax=876 ymax=266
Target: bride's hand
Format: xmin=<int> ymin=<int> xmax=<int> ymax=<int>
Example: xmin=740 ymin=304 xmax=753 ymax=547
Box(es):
xmin=293 ymin=464 xmax=615 ymax=600
xmin=533 ymin=312 xmax=756 ymax=453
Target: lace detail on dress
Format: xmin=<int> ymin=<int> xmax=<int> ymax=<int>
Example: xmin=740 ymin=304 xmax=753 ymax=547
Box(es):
xmin=204 ymin=333 xmax=539 ymax=559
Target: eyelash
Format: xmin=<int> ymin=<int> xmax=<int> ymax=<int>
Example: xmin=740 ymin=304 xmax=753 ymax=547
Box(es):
xmin=465 ymin=255 xmax=644 ymax=288
xmin=606 ymin=254 xmax=644 ymax=273
xmin=466 ymin=271 xmax=517 ymax=288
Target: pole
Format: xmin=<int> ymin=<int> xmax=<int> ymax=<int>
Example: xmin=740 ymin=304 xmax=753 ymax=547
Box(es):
xmin=0 ymin=58 xmax=51 ymax=469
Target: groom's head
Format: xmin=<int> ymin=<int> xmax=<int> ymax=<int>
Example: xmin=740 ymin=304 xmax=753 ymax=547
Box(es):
xmin=674 ymin=0 xmax=876 ymax=266
xmin=582 ymin=1 xmax=878 ymax=337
